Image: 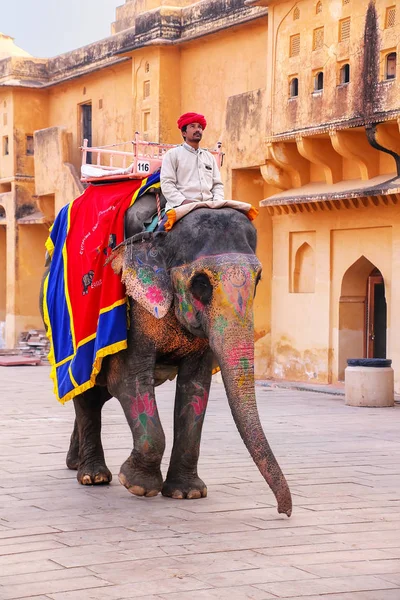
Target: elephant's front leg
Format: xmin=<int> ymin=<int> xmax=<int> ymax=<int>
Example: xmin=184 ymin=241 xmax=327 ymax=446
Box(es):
xmin=162 ymin=348 xmax=213 ymax=499
xmin=110 ymin=355 xmax=166 ymax=497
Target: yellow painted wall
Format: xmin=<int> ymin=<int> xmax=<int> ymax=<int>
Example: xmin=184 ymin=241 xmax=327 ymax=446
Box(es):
xmin=269 ymin=204 xmax=400 ymax=390
xmin=13 ymin=89 xmax=49 ymax=178
xmin=47 ymin=60 xmax=133 ymax=172
xmin=180 ymin=20 xmax=268 ymax=147
xmin=15 ymin=225 xmax=49 ymax=330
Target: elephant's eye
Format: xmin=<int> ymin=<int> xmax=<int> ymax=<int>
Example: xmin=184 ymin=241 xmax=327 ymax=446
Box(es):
xmin=190 ymin=273 xmax=213 ymax=305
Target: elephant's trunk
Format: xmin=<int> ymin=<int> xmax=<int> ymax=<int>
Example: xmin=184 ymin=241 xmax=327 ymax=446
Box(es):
xmin=210 ymin=327 xmax=292 ymax=517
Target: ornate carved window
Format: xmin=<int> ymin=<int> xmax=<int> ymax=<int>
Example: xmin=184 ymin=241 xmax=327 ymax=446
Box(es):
xmin=339 ymin=17 xmax=351 ymax=42
xmin=143 ymin=80 xmax=151 ymax=99
xmin=313 ymin=27 xmax=324 ymax=51
xmin=386 ymin=6 xmax=396 ymax=28
xmin=293 ymin=7 xmax=300 ymax=20
xmin=316 ymin=1 xmax=322 ymax=14
xmin=290 ymin=34 xmax=300 ymax=57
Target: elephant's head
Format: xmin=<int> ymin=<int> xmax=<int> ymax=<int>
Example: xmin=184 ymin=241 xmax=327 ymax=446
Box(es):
xmin=109 ymin=209 xmax=292 ymax=516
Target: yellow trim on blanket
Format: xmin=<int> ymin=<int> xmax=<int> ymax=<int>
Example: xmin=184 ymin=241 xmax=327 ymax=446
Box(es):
xmin=62 ymin=202 xmax=77 ymax=352
xmin=45 ymin=236 xmax=55 ymax=258
xmin=55 ymin=354 xmax=74 ymax=368
xmin=129 ymin=178 xmax=160 ymax=207
xmin=69 ymin=367 xmax=79 ymax=389
xmin=42 ymin=273 xmax=60 ymax=401
xmin=57 ymin=339 xmax=128 ymax=404
xmin=99 ymin=297 xmax=127 ymax=315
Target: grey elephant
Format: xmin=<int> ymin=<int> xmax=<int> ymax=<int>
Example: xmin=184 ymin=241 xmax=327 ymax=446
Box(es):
xmin=42 ymin=203 xmax=292 ymax=516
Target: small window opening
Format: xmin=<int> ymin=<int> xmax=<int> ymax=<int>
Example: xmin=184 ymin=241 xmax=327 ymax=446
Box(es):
xmin=293 ymin=7 xmax=300 ymax=20
xmin=26 ymin=135 xmax=34 ymax=156
xmin=385 ymin=6 xmax=396 ymax=28
xmin=316 ymin=1 xmax=322 ymax=13
xmin=314 ymin=71 xmax=324 ymax=91
xmin=3 ymin=136 xmax=9 ymax=156
xmin=340 ymin=63 xmax=350 ymax=84
xmin=313 ymin=27 xmax=324 ymax=51
xmin=385 ymin=52 xmax=397 ymax=80
xmin=339 ymin=17 xmax=351 ymax=42
xmin=145 ymin=61 xmax=150 ymax=73
xmin=143 ymin=80 xmax=150 ymax=99
xmin=289 ymin=77 xmax=299 ymax=97
xmin=290 ymin=34 xmax=300 ymax=57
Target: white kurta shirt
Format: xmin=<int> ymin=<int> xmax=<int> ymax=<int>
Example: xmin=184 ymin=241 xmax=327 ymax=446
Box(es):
xmin=160 ymin=143 xmax=224 ymax=211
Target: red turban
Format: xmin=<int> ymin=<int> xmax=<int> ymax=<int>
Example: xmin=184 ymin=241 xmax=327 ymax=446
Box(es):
xmin=177 ymin=112 xmax=207 ymax=130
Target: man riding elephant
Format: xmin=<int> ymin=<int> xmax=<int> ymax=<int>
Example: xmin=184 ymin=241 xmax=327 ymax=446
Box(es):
xmin=160 ymin=112 xmax=224 ymax=212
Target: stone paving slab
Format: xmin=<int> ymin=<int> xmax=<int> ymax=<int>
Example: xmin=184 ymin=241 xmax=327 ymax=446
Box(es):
xmin=1 ymin=365 xmax=400 ymax=599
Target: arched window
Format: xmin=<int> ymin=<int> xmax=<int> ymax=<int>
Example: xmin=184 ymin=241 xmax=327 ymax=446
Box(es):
xmin=293 ymin=6 xmax=300 ymax=20
xmin=316 ymin=1 xmax=322 ymax=13
xmin=340 ymin=63 xmax=350 ymax=84
xmin=385 ymin=52 xmax=396 ymax=80
xmin=289 ymin=77 xmax=299 ymax=97
xmin=293 ymin=243 xmax=315 ymax=293
xmin=314 ymin=71 xmax=324 ymax=91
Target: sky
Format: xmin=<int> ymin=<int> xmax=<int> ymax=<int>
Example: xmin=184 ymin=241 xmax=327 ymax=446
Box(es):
xmin=2 ymin=0 xmax=124 ymax=58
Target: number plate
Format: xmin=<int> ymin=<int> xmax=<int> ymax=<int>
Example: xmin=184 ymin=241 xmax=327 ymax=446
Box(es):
xmin=137 ymin=160 xmax=151 ymax=173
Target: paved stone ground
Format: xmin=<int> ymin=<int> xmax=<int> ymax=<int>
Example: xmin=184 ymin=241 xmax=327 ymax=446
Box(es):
xmin=1 ymin=366 xmax=400 ymax=600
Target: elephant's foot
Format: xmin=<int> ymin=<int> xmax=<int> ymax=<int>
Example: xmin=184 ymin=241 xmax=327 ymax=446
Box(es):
xmin=162 ymin=475 xmax=207 ymax=499
xmin=118 ymin=457 xmax=163 ymax=498
xmin=77 ymin=462 xmax=112 ymax=485
xmin=66 ymin=447 xmax=79 ymax=470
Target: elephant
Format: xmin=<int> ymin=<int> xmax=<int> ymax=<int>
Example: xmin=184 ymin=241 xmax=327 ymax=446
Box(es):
xmin=82 ymin=269 xmax=94 ymax=295
xmin=41 ymin=202 xmax=292 ymax=517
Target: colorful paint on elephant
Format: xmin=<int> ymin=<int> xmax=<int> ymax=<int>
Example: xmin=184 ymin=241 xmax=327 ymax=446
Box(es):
xmin=171 ymin=253 xmax=261 ymax=333
xmin=128 ymin=387 xmax=157 ymax=452
xmin=111 ymin=242 xmax=172 ymax=319
xmin=179 ymin=382 xmax=209 ymax=433
xmin=190 ymin=384 xmax=208 ymax=422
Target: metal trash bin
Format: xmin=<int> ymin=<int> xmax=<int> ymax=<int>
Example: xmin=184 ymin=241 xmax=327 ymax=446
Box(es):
xmin=345 ymin=358 xmax=394 ymax=407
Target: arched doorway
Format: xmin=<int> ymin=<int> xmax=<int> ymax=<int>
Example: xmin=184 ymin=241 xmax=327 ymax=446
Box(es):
xmin=338 ymin=256 xmax=387 ymax=380
xmin=366 ymin=268 xmax=387 ymax=359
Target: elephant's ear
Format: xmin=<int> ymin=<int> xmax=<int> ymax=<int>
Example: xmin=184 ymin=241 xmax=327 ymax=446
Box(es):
xmin=108 ymin=233 xmax=173 ymax=319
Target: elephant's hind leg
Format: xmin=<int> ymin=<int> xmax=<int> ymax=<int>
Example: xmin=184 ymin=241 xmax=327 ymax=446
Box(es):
xmin=66 ymin=419 xmax=79 ymax=470
xmin=162 ymin=349 xmax=213 ymax=500
xmin=73 ymin=387 xmax=112 ymax=485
